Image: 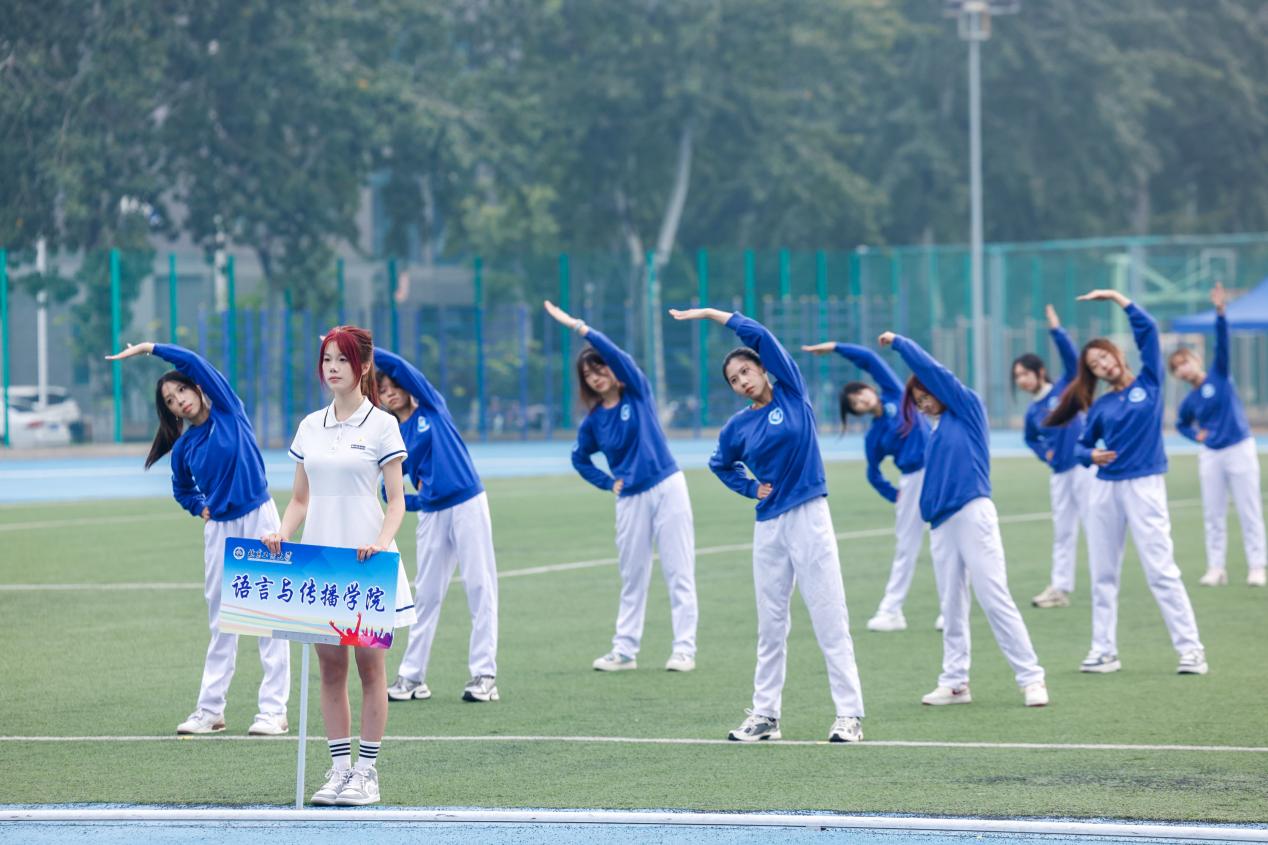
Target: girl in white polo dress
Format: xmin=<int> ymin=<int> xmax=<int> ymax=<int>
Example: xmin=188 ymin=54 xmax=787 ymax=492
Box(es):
xmin=264 ymin=326 xmax=414 ymax=808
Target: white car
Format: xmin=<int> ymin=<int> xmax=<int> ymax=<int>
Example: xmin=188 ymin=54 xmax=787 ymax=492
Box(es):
xmin=2 ymin=386 xmax=84 ymax=448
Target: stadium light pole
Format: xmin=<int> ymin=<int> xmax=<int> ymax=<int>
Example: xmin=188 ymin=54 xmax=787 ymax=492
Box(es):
xmin=948 ymin=0 xmax=1017 ymax=399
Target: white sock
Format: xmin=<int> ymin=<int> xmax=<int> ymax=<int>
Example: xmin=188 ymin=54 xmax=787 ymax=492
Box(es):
xmin=328 ymin=737 xmax=352 ymax=771
xmin=355 ymin=739 xmax=380 ymax=771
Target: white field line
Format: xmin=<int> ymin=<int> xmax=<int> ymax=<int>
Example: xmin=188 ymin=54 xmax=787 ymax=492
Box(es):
xmin=2 ymin=809 xmax=1264 ymax=841
xmin=0 ymin=733 xmax=1264 ymax=754
xmin=0 ymin=498 xmax=1202 ymax=592
xmin=0 ymin=513 xmax=185 ymax=533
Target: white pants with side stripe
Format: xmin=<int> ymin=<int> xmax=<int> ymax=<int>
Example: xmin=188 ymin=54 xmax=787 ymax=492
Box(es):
xmin=611 ymin=471 xmax=698 ymax=658
xmin=1049 ymin=465 xmax=1092 ymax=593
xmin=751 ymin=497 xmax=864 ymax=719
xmin=397 ymin=492 xmax=499 ymax=682
xmin=1198 ymin=437 xmax=1267 ymax=574
xmin=929 ymin=497 xmax=1044 ymax=690
xmin=1085 ymin=474 xmax=1203 ymax=657
xmin=199 ymin=500 xmax=291 ymax=717
xmin=876 ymin=469 xmax=928 ymax=616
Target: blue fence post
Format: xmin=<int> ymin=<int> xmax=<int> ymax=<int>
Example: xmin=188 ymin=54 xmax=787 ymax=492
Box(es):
xmin=518 ymin=303 xmax=529 ymax=440
xmin=168 ymin=254 xmax=179 ymax=344
xmin=387 ymin=257 xmax=400 ymax=353
xmin=226 ymin=255 xmax=237 ymax=392
xmin=283 ymin=290 xmax=294 ymax=438
xmin=303 ymin=310 xmax=316 ymax=412
xmin=1 ymin=249 xmax=8 ymax=447
xmin=559 ymin=253 xmax=571 ymax=430
xmin=697 ymin=248 xmax=709 ymax=431
xmin=474 ymin=257 xmax=487 ymax=442
xmin=110 ymin=249 xmax=123 ymax=443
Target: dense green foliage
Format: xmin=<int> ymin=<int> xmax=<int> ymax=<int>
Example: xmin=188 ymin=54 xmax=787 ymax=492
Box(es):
xmin=3 ymin=1 xmax=1267 ymax=289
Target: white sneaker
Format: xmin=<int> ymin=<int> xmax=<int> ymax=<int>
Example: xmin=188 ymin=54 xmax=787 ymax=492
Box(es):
xmin=1198 ymin=568 xmax=1228 ymax=587
xmin=728 ymin=709 xmax=780 ymax=742
xmin=1031 ymin=585 xmax=1071 ymax=608
xmin=593 ymin=652 xmax=637 ymax=672
xmin=176 ymin=710 xmax=226 ymax=735
xmin=1177 ymin=649 xmax=1209 ymax=675
xmin=310 ymin=768 xmax=353 ymax=805
xmin=866 ymin=611 xmax=907 ymax=632
xmin=1248 ymin=569 xmax=1266 ymax=587
xmin=934 ymin=614 xmax=944 ymax=631
xmin=1022 ymin=681 xmax=1049 ymax=707
xmin=1079 ymin=651 xmax=1121 ymax=673
xmin=247 ymin=713 xmax=288 ymax=736
xmin=462 ymin=675 xmax=499 ymax=702
xmin=387 ymin=675 xmax=432 ymax=701
xmin=335 ymin=767 xmax=380 ymax=806
xmin=828 ymin=716 xmax=863 ymax=743
xmin=921 ymin=685 xmax=971 ymax=705
xmin=665 ymin=653 xmax=695 ymax=672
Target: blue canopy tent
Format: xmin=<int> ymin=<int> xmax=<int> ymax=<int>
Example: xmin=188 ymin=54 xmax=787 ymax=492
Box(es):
xmin=1172 ymin=276 xmax=1268 ymax=332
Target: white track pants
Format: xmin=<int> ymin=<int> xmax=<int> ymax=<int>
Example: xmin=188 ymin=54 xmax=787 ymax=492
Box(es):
xmin=929 ymin=498 xmax=1044 ymax=689
xmin=397 ymin=492 xmax=499 ymax=682
xmin=876 ymin=469 xmax=928 ymax=616
xmin=1085 ymin=475 xmax=1203 ymax=657
xmin=199 ymin=500 xmax=291 ymax=717
xmin=611 ymin=471 xmax=698 ymax=658
xmin=751 ymin=497 xmax=864 ymax=719
xmin=1049 ymin=465 xmax=1091 ymax=593
xmin=1198 ymin=438 xmax=1267 ymax=574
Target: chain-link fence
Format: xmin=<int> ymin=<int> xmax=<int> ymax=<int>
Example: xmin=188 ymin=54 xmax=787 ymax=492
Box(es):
xmin=4 ymin=233 xmax=1268 ymax=448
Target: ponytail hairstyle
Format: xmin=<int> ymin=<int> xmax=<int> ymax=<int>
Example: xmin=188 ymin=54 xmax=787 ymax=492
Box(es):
xmin=320 ymin=325 xmax=379 ymax=406
xmin=1011 ymin=353 xmax=1048 ymax=396
xmin=899 ymin=374 xmax=929 ymax=436
xmin=721 ymin=347 xmax=763 ymax=384
xmin=839 ymin=381 xmax=873 ymax=427
xmin=576 ymin=347 xmax=609 ymax=411
xmin=145 ymin=371 xmax=203 ymax=469
xmin=1044 ymin=338 xmax=1124 ymax=427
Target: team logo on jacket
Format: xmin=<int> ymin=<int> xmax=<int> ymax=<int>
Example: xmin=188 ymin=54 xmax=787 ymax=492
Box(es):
xmin=232 ymin=545 xmax=245 ymax=560
xmin=1128 ymin=386 xmax=1147 ymax=403
xmin=620 ymin=403 xmax=631 ymax=421
xmin=884 ymin=402 xmax=897 ymax=417
xmin=768 ymin=407 xmax=784 ymax=425
xmin=1047 ymin=395 xmax=1059 ymax=410
xmin=417 ymin=415 xmax=431 ymax=433
xmin=1201 ymin=383 xmax=1216 ymax=399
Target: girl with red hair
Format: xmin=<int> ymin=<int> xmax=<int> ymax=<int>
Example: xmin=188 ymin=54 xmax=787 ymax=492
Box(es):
xmin=263 ymin=325 xmax=414 ymax=806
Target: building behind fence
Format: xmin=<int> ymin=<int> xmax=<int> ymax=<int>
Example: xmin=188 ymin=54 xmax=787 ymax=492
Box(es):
xmin=3 ymin=232 xmax=1268 ymax=449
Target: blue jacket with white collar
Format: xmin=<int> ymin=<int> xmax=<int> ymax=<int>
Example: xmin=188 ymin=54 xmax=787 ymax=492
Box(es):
xmin=1176 ymin=314 xmax=1251 ymax=451
xmin=1023 ymin=327 xmax=1086 ymax=474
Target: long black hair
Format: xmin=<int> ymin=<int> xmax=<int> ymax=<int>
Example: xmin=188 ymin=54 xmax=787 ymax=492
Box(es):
xmin=576 ymin=347 xmax=612 ymax=411
xmin=721 ymin=347 xmax=762 ymax=384
xmin=145 ymin=371 xmax=202 ymax=469
xmin=1011 ymin=353 xmax=1048 ymax=396
xmin=839 ymin=381 xmax=872 ymax=426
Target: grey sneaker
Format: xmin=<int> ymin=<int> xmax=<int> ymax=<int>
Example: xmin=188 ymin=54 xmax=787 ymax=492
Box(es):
xmin=387 ymin=675 xmax=432 ymax=701
xmin=335 ymin=767 xmax=380 ymax=806
xmin=828 ymin=716 xmax=863 ymax=743
xmin=593 ymin=652 xmax=637 ymax=671
xmin=728 ymin=709 xmax=781 ymax=742
xmin=1031 ymin=585 xmax=1071 ymax=608
xmin=1177 ymin=649 xmax=1208 ymax=675
xmin=310 ymin=768 xmax=353 ymax=806
xmin=176 ymin=710 xmax=226 ymax=735
xmin=1079 ymin=651 xmax=1122 ymax=673
xmin=462 ymin=675 xmax=499 ymax=702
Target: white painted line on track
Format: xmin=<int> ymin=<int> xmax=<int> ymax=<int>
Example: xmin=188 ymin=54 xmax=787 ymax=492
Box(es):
xmin=0 ymin=498 xmax=1203 ymax=592
xmin=1 ymin=808 xmax=1265 ymax=840
xmin=0 ymin=733 xmax=1263 ymax=754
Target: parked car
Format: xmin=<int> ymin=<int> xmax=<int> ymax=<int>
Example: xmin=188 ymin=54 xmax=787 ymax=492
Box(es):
xmin=2 ymin=386 xmax=85 ymax=447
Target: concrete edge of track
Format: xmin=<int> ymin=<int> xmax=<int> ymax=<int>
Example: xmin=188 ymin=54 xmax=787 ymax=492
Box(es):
xmin=2 ymin=808 xmax=1266 ymax=841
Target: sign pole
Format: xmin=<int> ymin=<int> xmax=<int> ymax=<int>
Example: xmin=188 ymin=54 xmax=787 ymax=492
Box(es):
xmin=295 ymin=644 xmax=310 ymax=809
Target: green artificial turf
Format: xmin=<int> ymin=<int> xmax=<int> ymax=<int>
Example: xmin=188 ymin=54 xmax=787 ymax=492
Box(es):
xmin=1 ymin=455 xmax=1265 ymax=821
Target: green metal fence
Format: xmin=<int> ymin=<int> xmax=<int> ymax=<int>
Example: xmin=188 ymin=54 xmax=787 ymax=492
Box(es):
xmin=3 ymin=233 xmax=1268 ymax=448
